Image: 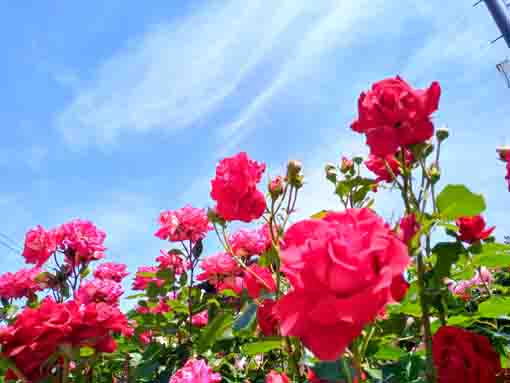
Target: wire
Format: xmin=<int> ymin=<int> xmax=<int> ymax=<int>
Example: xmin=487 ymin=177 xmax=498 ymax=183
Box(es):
xmin=0 ymin=232 xmax=21 ymax=249
xmin=0 ymin=238 xmax=21 ymax=256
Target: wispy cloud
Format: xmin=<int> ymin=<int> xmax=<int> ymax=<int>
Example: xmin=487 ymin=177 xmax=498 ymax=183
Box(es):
xmin=55 ymin=0 xmax=319 ymax=148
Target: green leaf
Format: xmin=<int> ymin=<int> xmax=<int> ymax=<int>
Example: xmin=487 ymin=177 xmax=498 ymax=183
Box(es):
xmin=447 ymin=315 xmax=477 ymax=327
xmin=436 ymin=184 xmax=485 ymax=220
xmin=433 ymin=242 xmax=465 ymax=279
xmin=197 ymin=312 xmax=233 ymax=353
xmin=374 ymin=344 xmax=405 ymax=361
xmin=311 ymin=360 xmax=354 ymax=382
xmin=233 ymin=302 xmax=257 ymax=332
xmin=478 ymin=296 xmax=510 ymax=318
xmin=310 ymin=210 xmax=328 ymax=219
xmin=79 ymin=346 xmax=95 ymax=357
xmin=241 ymin=339 xmax=282 ymax=355
xmin=472 ymin=243 xmax=510 ymax=268
xmin=137 ymin=272 xmax=157 ymax=278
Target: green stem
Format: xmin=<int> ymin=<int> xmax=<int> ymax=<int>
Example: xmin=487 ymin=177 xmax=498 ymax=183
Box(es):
xmin=340 ymin=358 xmax=353 ymax=383
xmin=416 ymin=251 xmax=436 ymax=383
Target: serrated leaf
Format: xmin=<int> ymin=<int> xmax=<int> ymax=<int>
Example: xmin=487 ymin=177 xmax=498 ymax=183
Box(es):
xmin=241 ymin=340 xmax=282 ymax=355
xmin=437 ymin=184 xmax=485 ymax=220
xmin=478 ymin=296 xmax=510 ymax=318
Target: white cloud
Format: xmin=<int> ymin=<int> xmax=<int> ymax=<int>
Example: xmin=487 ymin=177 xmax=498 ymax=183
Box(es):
xmin=55 ymin=0 xmax=321 ymax=148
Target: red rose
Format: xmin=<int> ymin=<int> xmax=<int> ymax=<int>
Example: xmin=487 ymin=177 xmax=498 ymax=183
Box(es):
xmin=433 ymin=326 xmax=501 ymax=383
xmin=351 ymin=76 xmax=440 ymax=156
xmin=0 ymin=298 xmax=74 ymax=381
xmin=365 ymin=150 xmax=413 ymax=183
xmin=455 ymin=215 xmax=495 ymax=244
xmin=390 ymin=274 xmax=409 ymax=302
xmin=398 ymin=213 xmax=420 ymax=244
xmin=275 ymin=208 xmax=410 ymax=360
xmin=243 ymin=264 xmax=276 ymax=299
xmin=210 ymin=152 xmax=267 ymax=222
xmin=257 ymin=299 xmax=279 ymax=336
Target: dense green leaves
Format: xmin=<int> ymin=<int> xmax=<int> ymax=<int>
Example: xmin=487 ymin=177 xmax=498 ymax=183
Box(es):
xmin=471 ymin=243 xmax=510 ymax=268
xmin=436 ymin=184 xmax=485 ymax=220
xmin=197 ymin=312 xmax=234 ymax=353
xmin=478 ymin=297 xmax=510 ymax=318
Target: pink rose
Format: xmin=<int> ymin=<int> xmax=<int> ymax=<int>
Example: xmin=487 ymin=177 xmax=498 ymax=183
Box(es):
xmin=398 ymin=213 xmax=420 ymax=244
xmin=191 ymin=310 xmax=208 ymax=327
xmin=22 ymin=225 xmax=56 ymax=266
xmin=243 ymin=264 xmax=276 ymax=299
xmin=275 ymin=208 xmax=410 ymax=360
xmin=94 ymin=262 xmax=129 ymax=282
xmin=169 ymin=359 xmax=221 ymax=383
xmin=155 ymin=205 xmax=211 ymax=243
xmin=265 ymin=371 xmax=290 ymax=383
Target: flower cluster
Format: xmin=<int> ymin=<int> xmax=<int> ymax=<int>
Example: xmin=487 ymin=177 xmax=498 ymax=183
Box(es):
xmin=0 ymin=267 xmax=43 ymax=300
xmin=155 ymin=205 xmax=211 ymax=243
xmin=22 ymin=219 xmax=106 ymax=267
xmin=94 ymin=262 xmax=129 ymax=282
xmin=75 ymin=278 xmax=124 ymax=305
xmin=197 ymin=252 xmax=275 ymax=298
xmin=351 ymin=76 xmax=441 ymax=156
xmin=447 ymin=267 xmax=492 ymax=301
xmin=228 ymin=225 xmax=272 ymax=257
xmin=156 ymin=250 xmax=189 ymax=275
xmin=275 ymin=208 xmax=409 ymax=360
xmin=169 ymin=359 xmax=221 ymax=383
xmin=210 ymin=152 xmax=267 ymax=222
xmin=0 ymin=298 xmax=132 ymax=381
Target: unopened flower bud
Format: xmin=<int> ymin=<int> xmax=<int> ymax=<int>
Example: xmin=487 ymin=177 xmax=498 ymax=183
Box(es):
xmin=287 ymin=160 xmax=304 ymax=188
xmin=428 ymin=163 xmax=440 ymax=184
xmin=496 ymin=145 xmax=510 ymax=162
xmin=207 ymin=208 xmax=225 ymax=226
xmin=268 ymin=176 xmax=284 ymax=198
xmin=340 ymin=156 xmax=354 ymax=173
xmin=352 ymin=155 xmax=363 ymax=166
xmin=324 ymin=163 xmax=337 ymax=182
xmin=436 ymin=125 xmax=449 ymax=142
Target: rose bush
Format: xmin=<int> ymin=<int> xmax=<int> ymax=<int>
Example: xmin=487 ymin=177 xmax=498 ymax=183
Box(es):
xmin=0 ymin=76 xmax=508 ymax=383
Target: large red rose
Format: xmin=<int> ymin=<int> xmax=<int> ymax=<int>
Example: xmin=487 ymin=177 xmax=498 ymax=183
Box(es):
xmin=432 ymin=326 xmax=501 ymax=383
xmin=351 ymin=76 xmax=440 ymax=156
xmin=210 ymin=152 xmax=267 ymax=222
xmin=275 ymin=208 xmax=409 ymax=360
xmin=0 ymin=298 xmax=74 ymax=381
xmin=455 ymin=215 xmax=495 ymax=244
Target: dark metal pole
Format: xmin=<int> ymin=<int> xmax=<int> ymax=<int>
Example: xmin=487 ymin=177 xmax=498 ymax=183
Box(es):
xmin=484 ymin=0 xmax=510 ymax=48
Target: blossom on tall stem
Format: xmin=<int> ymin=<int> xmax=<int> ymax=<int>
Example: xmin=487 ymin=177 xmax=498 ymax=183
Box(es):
xmin=275 ymin=208 xmax=410 ymax=360
xmin=54 ymin=219 xmax=107 ymax=266
xmin=228 ymin=226 xmax=272 ymax=257
xmin=398 ymin=213 xmax=420 ymax=244
xmin=210 ymin=152 xmax=267 ymax=222
xmin=156 ymin=250 xmax=189 ymax=275
xmin=94 ymin=262 xmax=129 ymax=282
xmin=351 ymin=76 xmax=441 ymax=156
xmin=75 ymin=278 xmax=124 ymax=305
xmin=21 ymin=225 xmax=56 ymax=266
xmin=455 ymin=215 xmax=495 ymax=244
xmin=155 ymin=205 xmax=211 ymax=243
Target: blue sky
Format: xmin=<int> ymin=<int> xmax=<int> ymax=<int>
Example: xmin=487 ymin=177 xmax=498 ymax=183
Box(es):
xmin=1 ymin=1 xmax=509 ymax=292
